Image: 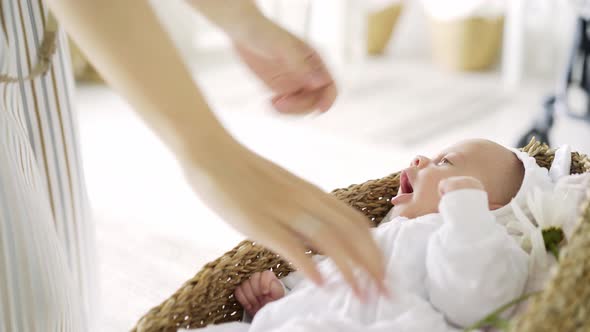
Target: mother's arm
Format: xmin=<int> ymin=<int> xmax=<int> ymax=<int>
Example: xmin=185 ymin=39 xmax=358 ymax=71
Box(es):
xmin=46 ymin=0 xmax=386 ymax=296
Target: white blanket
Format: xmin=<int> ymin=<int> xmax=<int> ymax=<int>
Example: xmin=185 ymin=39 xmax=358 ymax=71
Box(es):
xmin=183 ymin=190 xmax=529 ymax=332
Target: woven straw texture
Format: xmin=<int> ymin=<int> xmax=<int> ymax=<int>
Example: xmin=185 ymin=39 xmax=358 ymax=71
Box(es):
xmin=132 ymin=139 xmax=590 ymax=332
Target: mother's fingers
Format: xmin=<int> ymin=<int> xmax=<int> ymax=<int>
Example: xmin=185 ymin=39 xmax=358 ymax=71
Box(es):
xmin=271 ymin=89 xmax=320 ymax=114
xmin=271 ymin=82 xmax=337 ymax=114
xmin=258 ymin=223 xmax=324 ymax=287
xmin=315 ymin=82 xmax=337 ymax=112
xmin=295 ymin=49 xmax=337 ymax=112
xmin=269 ymin=176 xmax=387 ymax=296
xmin=307 ymin=196 xmax=388 ymax=295
xmin=293 ymin=217 xmax=365 ymax=300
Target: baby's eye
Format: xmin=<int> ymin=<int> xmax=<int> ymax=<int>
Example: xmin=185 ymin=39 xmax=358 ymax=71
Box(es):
xmin=437 ymin=158 xmax=451 ymax=166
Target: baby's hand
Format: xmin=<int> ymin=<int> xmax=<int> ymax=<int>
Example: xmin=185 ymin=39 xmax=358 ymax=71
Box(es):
xmin=438 ymin=176 xmax=484 ymax=196
xmin=234 ymin=271 xmax=285 ymax=318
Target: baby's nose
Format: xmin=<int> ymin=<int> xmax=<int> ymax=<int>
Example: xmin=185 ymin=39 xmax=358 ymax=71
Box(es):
xmin=411 ymin=155 xmax=429 ymax=168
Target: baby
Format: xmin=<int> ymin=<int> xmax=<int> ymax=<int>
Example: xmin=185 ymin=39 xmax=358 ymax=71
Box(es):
xmin=217 ymin=139 xmax=543 ymax=332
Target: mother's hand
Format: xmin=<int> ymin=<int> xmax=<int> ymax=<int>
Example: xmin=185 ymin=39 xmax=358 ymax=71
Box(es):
xmin=187 ymin=141 xmax=386 ymax=299
xmin=189 ymin=0 xmax=337 ymax=113
xmin=231 ymin=16 xmax=337 ymax=114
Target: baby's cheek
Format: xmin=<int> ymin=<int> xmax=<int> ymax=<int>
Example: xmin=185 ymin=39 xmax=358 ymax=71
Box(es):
xmin=415 ymin=180 xmax=443 ymax=213
xmin=418 ymin=171 xmax=446 ymax=196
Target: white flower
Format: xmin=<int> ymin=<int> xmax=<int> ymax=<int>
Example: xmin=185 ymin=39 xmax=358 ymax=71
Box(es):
xmin=509 ymin=173 xmax=590 ymax=272
xmin=510 ymin=197 xmax=548 ymax=272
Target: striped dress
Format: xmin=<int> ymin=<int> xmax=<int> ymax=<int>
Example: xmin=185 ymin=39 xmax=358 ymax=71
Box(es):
xmin=0 ymin=0 xmax=96 ymax=331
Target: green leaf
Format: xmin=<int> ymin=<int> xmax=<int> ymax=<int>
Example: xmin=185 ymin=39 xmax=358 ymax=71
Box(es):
xmin=463 ymin=292 xmax=541 ymax=332
xmin=542 ymin=227 xmax=565 ymax=260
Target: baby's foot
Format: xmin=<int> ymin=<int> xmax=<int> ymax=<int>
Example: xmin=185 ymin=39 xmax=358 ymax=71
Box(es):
xmin=234 ymin=271 xmax=285 ymax=317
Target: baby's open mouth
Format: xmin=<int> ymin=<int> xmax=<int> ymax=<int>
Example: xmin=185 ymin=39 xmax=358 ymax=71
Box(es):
xmin=400 ymin=171 xmax=414 ymax=194
xmin=391 ymin=171 xmax=414 ymax=205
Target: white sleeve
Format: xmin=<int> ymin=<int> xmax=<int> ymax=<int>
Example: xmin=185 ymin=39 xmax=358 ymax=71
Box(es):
xmin=281 ymin=255 xmax=328 ymax=291
xmin=281 ymin=272 xmax=305 ymax=292
xmin=426 ymin=189 xmax=529 ymax=328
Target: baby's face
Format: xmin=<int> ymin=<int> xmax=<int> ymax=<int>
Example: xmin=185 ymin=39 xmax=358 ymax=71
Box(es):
xmin=391 ymin=139 xmax=524 ymax=219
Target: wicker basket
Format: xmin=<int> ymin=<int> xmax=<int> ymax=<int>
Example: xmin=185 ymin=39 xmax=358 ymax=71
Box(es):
xmin=132 ymin=139 xmax=590 ymax=332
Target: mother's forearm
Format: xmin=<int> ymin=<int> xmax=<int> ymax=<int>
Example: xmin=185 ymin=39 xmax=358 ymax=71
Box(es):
xmin=46 ymin=0 xmax=234 ymax=162
xmin=186 ymin=0 xmax=266 ymax=42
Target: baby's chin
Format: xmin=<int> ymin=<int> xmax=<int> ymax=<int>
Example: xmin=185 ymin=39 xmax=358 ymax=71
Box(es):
xmin=391 ymin=204 xmax=417 ymax=219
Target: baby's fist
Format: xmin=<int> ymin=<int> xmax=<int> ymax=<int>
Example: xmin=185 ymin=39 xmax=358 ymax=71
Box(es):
xmin=234 ymin=271 xmax=285 ymax=318
xmin=438 ymin=176 xmax=484 ymax=196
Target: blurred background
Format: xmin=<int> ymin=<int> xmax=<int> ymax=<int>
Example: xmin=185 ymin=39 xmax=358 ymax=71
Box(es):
xmin=68 ymin=0 xmax=590 ymax=330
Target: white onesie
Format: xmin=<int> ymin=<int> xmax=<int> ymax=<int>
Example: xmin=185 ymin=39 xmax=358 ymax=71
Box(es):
xmin=188 ymin=189 xmax=529 ymax=332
